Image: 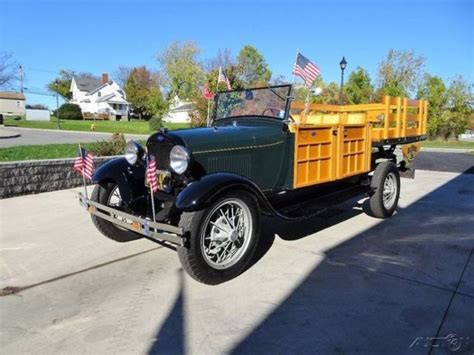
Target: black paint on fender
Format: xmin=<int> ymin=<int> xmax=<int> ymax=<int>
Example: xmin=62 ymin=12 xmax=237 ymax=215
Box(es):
xmin=92 ymin=157 xmax=145 ymax=204
xmin=175 ymin=173 xmax=269 ymax=212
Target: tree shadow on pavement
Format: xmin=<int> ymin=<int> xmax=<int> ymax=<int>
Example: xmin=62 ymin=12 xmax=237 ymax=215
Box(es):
xmin=231 ymin=168 xmax=474 ymax=354
xmin=148 ymin=167 xmax=474 ymax=354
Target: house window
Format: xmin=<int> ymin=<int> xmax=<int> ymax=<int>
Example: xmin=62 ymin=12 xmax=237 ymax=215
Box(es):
xmin=16 ymin=101 xmax=22 ymax=107
xmin=98 ymin=92 xmax=101 ymax=97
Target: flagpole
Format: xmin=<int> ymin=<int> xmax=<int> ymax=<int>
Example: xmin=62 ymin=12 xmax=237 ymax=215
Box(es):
xmin=78 ymin=143 xmax=89 ymax=200
xmin=292 ymin=50 xmax=299 ymax=85
xmin=206 ymin=99 xmax=211 ymax=127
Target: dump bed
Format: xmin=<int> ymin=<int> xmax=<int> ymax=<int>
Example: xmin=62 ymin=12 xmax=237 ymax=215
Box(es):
xmin=289 ymin=96 xmax=427 ymax=189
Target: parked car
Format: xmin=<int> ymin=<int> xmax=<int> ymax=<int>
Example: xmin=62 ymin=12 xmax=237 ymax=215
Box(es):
xmin=78 ymin=85 xmax=427 ymax=285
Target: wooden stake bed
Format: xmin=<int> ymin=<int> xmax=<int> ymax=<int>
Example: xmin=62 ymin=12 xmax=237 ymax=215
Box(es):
xmin=290 ymin=96 xmax=428 ymax=189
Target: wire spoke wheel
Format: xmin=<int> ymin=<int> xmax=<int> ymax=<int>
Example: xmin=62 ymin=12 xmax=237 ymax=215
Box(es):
xmin=200 ymin=198 xmax=253 ymax=270
xmin=382 ymin=172 xmax=397 ymax=209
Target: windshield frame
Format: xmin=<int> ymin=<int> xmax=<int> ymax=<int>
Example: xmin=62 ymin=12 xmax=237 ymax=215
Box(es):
xmin=213 ymin=84 xmax=292 ymax=121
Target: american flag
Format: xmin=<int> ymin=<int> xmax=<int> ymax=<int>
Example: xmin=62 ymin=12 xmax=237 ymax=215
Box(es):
xmin=218 ymin=67 xmax=232 ymax=90
xmin=73 ymin=147 xmax=94 ymax=180
xmin=146 ymin=154 xmax=158 ymax=193
xmin=292 ymin=53 xmax=320 ymax=87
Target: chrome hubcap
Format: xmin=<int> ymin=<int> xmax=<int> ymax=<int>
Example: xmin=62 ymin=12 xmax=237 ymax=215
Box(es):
xmin=383 ymin=172 xmax=397 ymax=209
xmin=107 ymin=186 xmax=122 ymax=207
xmin=107 ymin=186 xmax=128 ymax=230
xmin=201 ymin=199 xmax=253 ymax=269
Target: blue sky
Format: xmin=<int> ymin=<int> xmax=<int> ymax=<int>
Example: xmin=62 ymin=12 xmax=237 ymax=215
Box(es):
xmin=0 ymin=0 xmax=472 ymax=108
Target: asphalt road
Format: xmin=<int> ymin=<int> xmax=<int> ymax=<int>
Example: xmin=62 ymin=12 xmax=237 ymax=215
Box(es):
xmin=0 ymin=127 xmax=148 ymax=148
xmin=0 ymin=155 xmax=473 ymax=354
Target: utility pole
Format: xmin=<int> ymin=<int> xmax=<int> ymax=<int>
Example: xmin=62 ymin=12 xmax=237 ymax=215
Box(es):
xmin=19 ymin=65 xmax=24 ymax=93
xmin=55 ymin=80 xmax=61 ymax=129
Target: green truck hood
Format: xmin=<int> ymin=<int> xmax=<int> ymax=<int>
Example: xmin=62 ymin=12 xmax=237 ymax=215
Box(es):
xmin=168 ymin=121 xmax=285 ymax=154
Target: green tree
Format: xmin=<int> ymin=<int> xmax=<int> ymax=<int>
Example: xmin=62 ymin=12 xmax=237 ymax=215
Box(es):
xmin=446 ymin=76 xmax=472 ymax=139
xmin=47 ymin=69 xmax=76 ymax=100
xmin=48 ymin=70 xmax=96 ymax=100
xmin=236 ymin=45 xmax=272 ymax=87
xmin=377 ymin=49 xmax=425 ymax=97
xmin=417 ymin=75 xmax=448 ymax=138
xmin=190 ymin=65 xmax=245 ymax=127
xmin=157 ymin=41 xmax=204 ymax=101
xmin=418 ymin=74 xmax=472 ymax=140
xmin=125 ymin=66 xmax=167 ymax=120
xmin=345 ymin=67 xmax=374 ymax=104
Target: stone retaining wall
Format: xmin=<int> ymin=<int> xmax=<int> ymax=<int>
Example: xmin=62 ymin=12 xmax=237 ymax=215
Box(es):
xmin=0 ymin=157 xmax=115 ymax=199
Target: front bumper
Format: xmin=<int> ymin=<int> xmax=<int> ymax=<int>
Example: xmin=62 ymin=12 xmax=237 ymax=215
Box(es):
xmin=78 ymin=192 xmax=184 ymax=246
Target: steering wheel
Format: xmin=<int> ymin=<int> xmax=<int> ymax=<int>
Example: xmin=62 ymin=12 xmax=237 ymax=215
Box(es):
xmin=261 ymin=107 xmax=294 ymax=122
xmin=261 ymin=107 xmax=284 ymax=117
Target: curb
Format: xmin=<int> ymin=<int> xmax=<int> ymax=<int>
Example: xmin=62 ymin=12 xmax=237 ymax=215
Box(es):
xmin=4 ymin=126 xmax=149 ymax=138
xmin=421 ymin=147 xmax=472 ymax=154
xmin=0 ymin=127 xmax=21 ymax=139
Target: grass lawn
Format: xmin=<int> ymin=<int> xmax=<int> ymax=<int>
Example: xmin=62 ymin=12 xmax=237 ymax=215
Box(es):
xmin=0 ymin=143 xmax=97 ymax=162
xmin=4 ymin=117 xmax=190 ymax=134
xmin=421 ymin=139 xmax=474 ymax=149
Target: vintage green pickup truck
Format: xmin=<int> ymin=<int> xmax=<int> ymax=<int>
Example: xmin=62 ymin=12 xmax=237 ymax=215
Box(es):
xmin=78 ymin=85 xmax=427 ymax=284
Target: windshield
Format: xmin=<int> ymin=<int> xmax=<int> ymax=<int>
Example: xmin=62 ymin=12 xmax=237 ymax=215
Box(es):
xmin=215 ymin=85 xmax=291 ymax=120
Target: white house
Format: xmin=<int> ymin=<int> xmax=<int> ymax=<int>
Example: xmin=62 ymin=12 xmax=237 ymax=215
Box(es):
xmin=164 ymin=96 xmax=193 ymax=124
xmin=70 ymin=73 xmax=129 ymax=120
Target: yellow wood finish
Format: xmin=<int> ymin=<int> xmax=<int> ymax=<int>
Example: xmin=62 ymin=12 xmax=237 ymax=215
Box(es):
xmin=290 ymin=95 xmax=427 ymax=189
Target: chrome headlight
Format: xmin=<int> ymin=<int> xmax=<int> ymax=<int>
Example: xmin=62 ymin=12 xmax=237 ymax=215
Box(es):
xmin=125 ymin=141 xmax=144 ymax=165
xmin=170 ymin=145 xmax=190 ymax=174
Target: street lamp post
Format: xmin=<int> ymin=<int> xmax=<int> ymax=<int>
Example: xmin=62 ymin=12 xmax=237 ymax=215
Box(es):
xmin=339 ymin=56 xmax=347 ymax=104
xmin=55 ymin=80 xmax=60 ymax=129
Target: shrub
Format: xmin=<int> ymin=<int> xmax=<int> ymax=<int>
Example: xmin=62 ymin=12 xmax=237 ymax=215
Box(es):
xmin=149 ymin=115 xmax=164 ymax=131
xmin=57 ymin=103 xmax=83 ymax=120
xmin=89 ymin=133 xmax=126 ymax=156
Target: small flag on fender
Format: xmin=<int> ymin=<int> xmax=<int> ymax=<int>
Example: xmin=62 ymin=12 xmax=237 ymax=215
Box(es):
xmin=146 ymin=154 xmax=159 ymax=193
xmin=73 ymin=147 xmax=94 ymax=180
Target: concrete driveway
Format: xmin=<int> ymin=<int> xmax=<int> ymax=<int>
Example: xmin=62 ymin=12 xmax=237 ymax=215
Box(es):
xmin=0 ymin=127 xmax=148 ymax=148
xmin=0 ymin=157 xmax=473 ymax=353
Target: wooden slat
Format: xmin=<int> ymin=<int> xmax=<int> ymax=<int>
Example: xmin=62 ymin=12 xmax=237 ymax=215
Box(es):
xmin=383 ymin=96 xmax=390 ymax=139
xmin=396 ymin=96 xmax=402 ymax=137
xmin=402 ymin=97 xmax=408 ymax=137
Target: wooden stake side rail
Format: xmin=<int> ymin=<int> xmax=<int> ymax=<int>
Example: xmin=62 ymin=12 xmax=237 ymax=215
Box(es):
xmin=289 ymin=95 xmax=428 ymax=189
xmin=290 ymin=95 xmax=428 ymax=142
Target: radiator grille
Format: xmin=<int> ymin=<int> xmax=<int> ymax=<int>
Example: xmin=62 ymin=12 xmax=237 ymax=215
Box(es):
xmin=147 ymin=141 xmax=173 ymax=170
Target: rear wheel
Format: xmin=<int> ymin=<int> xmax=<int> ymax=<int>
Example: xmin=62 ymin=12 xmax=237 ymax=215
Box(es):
xmin=91 ymin=182 xmax=142 ymax=242
xmin=177 ymin=190 xmax=260 ymax=285
xmin=366 ymin=161 xmax=400 ymax=218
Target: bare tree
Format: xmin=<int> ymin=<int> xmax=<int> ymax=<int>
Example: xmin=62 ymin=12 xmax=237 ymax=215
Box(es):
xmin=377 ymin=49 xmax=425 ymax=96
xmin=113 ymin=66 xmax=133 ymax=87
xmin=206 ymin=48 xmax=235 ymax=71
xmin=0 ymin=51 xmax=18 ymax=88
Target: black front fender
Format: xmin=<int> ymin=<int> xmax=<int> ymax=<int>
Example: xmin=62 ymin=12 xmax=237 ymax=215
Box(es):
xmin=92 ymin=157 xmax=145 ymax=204
xmin=175 ymin=173 xmax=272 ymax=213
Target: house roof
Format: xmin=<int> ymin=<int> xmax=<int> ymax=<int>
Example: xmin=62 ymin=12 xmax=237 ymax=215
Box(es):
xmin=73 ymin=76 xmax=102 ymax=93
xmin=170 ymin=103 xmax=193 ymax=112
xmin=97 ymin=93 xmax=128 ymax=104
xmin=0 ymin=91 xmax=26 ymax=100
